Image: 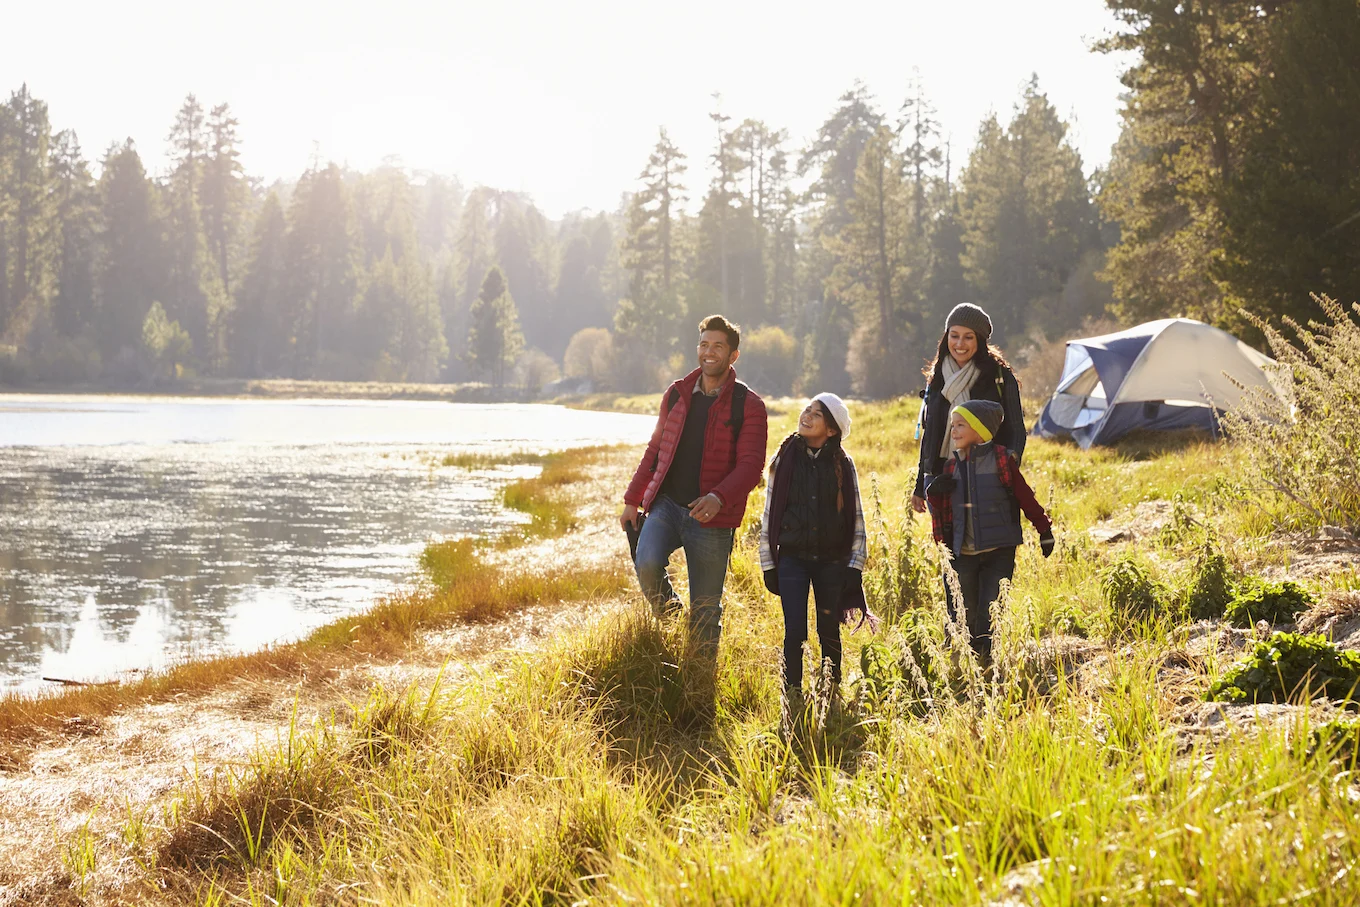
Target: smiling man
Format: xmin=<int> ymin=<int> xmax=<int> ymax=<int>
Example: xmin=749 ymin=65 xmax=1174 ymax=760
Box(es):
xmin=621 ymin=315 xmax=769 ymax=662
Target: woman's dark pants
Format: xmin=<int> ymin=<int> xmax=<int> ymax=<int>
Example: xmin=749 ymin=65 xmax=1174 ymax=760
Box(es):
xmin=945 ymin=546 xmax=1017 ymax=664
xmin=777 ymin=555 xmax=846 ymax=692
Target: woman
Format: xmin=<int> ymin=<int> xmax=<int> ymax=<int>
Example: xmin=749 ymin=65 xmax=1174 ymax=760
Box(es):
xmin=911 ymin=303 xmax=1025 ymax=515
xmin=759 ymin=393 xmax=868 ymax=697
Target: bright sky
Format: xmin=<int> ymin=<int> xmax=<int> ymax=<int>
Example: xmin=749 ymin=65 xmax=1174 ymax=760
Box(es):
xmin=7 ymin=0 xmax=1134 ymax=219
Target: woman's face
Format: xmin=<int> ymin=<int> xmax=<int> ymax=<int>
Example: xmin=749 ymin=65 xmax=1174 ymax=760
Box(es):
xmin=947 ymin=326 xmax=978 ymax=367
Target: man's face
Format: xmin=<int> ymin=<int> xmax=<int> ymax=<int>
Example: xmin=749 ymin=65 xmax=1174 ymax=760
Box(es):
xmin=697 ymin=330 xmax=738 ymax=377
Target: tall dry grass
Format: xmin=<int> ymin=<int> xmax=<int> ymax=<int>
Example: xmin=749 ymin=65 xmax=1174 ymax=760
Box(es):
xmin=1222 ymin=293 xmax=1360 ymax=530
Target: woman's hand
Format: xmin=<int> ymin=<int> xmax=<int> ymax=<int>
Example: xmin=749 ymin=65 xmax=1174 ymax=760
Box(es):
xmin=910 ymin=494 xmax=928 ymax=514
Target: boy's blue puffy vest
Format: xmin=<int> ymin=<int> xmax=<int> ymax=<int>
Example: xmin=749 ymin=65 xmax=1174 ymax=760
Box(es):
xmin=949 ymin=442 xmax=1023 ymax=556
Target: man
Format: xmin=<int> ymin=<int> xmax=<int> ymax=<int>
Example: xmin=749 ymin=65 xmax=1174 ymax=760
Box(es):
xmin=621 ymin=314 xmax=769 ymax=656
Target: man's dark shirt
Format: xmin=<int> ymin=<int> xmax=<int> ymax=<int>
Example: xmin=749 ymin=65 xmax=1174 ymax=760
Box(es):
xmin=660 ymin=389 xmax=717 ymax=505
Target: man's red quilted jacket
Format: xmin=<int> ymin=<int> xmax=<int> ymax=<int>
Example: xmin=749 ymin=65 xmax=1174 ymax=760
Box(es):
xmin=624 ymin=367 xmax=768 ymax=529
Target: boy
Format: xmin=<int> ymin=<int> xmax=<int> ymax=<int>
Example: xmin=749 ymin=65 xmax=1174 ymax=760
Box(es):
xmin=925 ymin=399 xmax=1054 ymax=663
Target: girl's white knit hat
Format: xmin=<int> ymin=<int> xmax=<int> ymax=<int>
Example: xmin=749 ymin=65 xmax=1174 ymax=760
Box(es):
xmin=812 ymin=392 xmax=851 ymax=439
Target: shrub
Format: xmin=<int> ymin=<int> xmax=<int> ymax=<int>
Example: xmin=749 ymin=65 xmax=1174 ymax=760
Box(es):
xmin=1207 ymin=632 xmax=1360 ymax=703
xmin=1101 ymin=554 xmax=1171 ymax=636
xmin=1307 ymin=718 xmax=1360 ymax=765
xmin=562 ymin=327 xmax=613 ymax=383
xmin=738 ymin=325 xmax=800 ymax=397
xmin=1183 ymin=533 xmax=1239 ymax=621
xmin=1220 ymin=294 xmax=1360 ymax=529
xmin=1223 ymin=579 xmax=1315 ymax=627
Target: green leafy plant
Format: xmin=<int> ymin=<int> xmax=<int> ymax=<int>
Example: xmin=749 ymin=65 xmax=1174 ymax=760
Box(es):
xmin=1223 ymin=579 xmax=1315 ymax=627
xmin=1208 ymin=632 xmax=1360 ymax=703
xmin=1101 ymin=554 xmax=1171 ymax=636
xmin=1184 ymin=532 xmax=1239 ymax=621
xmin=1307 ymin=718 xmax=1360 ymax=765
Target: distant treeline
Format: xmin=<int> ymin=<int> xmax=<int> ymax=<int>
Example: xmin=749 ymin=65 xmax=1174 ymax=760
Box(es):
xmin=0 ymin=0 xmax=1355 ymax=397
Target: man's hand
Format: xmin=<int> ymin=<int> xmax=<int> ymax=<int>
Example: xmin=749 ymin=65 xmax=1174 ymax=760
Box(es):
xmin=620 ymin=504 xmax=641 ymax=531
xmin=688 ymin=493 xmax=723 ymax=523
xmin=910 ymin=494 xmax=928 ymax=514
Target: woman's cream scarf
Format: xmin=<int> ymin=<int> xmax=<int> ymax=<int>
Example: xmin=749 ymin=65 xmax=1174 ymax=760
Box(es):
xmin=938 ymin=356 xmax=979 ymax=458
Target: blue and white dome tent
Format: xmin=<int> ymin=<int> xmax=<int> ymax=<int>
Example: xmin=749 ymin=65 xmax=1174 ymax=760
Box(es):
xmin=1032 ymin=318 xmax=1285 ymax=448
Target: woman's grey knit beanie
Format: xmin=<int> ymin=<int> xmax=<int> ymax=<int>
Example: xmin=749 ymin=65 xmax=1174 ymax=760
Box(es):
xmin=945 ymin=303 xmax=993 ymax=344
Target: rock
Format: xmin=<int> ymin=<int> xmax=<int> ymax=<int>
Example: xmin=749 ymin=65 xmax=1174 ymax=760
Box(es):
xmin=1089 ymin=527 xmax=1132 ymax=544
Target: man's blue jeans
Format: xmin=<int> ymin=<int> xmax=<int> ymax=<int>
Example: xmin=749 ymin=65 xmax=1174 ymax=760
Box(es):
xmin=634 ymin=495 xmax=735 ymax=653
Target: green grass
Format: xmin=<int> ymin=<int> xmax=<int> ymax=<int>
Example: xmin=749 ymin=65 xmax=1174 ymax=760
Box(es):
xmin=36 ymin=400 xmax=1360 ymax=903
xmin=438 ymin=449 xmax=548 ymax=469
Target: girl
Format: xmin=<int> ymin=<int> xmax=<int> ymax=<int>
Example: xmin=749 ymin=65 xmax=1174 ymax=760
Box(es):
xmin=759 ymin=394 xmax=868 ymax=697
xmin=911 ymin=304 xmax=1025 ymax=516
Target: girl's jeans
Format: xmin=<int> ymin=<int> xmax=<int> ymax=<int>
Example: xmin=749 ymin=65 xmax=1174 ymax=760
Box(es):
xmin=945 ymin=546 xmax=1017 ymax=664
xmin=634 ymin=495 xmax=735 ymax=657
xmin=777 ymin=555 xmax=847 ymax=692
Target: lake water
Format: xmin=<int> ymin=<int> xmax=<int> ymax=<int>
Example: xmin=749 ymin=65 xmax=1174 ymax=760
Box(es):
xmin=0 ymin=396 xmax=654 ymax=692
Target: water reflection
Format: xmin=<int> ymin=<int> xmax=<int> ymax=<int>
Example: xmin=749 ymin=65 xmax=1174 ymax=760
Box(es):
xmin=0 ymin=397 xmax=653 ymax=691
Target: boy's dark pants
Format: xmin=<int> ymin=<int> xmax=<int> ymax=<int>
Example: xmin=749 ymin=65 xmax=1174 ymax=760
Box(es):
xmin=777 ymin=555 xmax=847 ymax=692
xmin=945 ymin=546 xmax=1017 ymax=664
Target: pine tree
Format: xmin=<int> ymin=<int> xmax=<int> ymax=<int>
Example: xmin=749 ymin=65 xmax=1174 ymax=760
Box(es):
xmin=830 ymin=126 xmax=917 ymax=397
xmin=282 ymin=162 xmax=360 ymax=377
xmin=494 ymin=199 xmax=553 ymax=355
xmin=958 ymin=78 xmax=1094 ymax=342
xmin=466 ymin=265 xmax=522 ymax=387
xmin=763 ymin=143 xmax=800 ymax=327
xmin=899 ymin=69 xmax=943 ymax=237
xmin=1216 ymin=0 xmax=1360 ymax=325
xmin=798 ymin=82 xmax=884 ymax=395
xmin=0 ymin=84 xmax=57 ymax=340
xmin=416 ymin=174 xmax=462 ymax=258
xmin=230 ymin=192 xmax=288 ymax=376
xmin=555 ymin=233 xmax=607 ymax=333
xmin=97 ymin=141 xmax=166 ymax=361
xmin=697 ymin=116 xmax=777 ymax=328
xmin=49 ymin=130 xmax=98 ymax=339
xmin=163 ymin=94 xmax=228 ymax=366
xmin=1097 ymin=0 xmax=1268 ymax=324
xmin=614 ymin=128 xmax=688 ymax=370
xmin=201 ymin=103 xmax=247 ymax=298
xmin=444 ymin=186 xmax=498 ymax=378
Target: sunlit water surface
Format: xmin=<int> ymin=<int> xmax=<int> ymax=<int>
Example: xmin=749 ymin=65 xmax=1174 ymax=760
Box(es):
xmin=0 ymin=396 xmax=653 ymax=692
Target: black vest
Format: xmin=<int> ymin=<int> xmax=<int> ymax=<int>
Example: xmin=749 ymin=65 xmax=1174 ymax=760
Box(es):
xmin=778 ymin=442 xmax=849 ymax=559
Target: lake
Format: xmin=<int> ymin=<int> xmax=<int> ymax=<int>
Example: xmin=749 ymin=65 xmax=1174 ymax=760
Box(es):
xmin=0 ymin=396 xmax=654 ymax=692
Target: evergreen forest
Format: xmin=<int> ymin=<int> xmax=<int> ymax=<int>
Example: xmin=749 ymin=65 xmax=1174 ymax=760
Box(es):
xmin=1 ymin=0 xmax=1356 ymax=398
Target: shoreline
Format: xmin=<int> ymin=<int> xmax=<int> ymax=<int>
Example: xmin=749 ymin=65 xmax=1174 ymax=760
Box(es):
xmin=0 ymin=377 xmax=530 ymax=403
xmin=0 ymin=444 xmax=636 ymax=725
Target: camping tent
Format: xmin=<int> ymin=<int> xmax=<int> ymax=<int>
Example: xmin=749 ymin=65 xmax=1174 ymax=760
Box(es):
xmin=1033 ymin=318 xmax=1280 ymax=448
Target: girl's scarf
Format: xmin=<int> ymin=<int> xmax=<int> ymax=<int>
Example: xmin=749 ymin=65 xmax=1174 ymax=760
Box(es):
xmin=938 ymin=356 xmax=979 ymax=458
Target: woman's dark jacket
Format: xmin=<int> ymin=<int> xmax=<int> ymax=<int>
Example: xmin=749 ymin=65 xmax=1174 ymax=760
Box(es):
xmin=913 ymin=359 xmax=1025 ymax=498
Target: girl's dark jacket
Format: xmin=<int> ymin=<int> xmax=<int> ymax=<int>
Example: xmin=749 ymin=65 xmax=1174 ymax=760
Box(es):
xmin=760 ymin=433 xmax=868 ymax=618
xmin=913 ymin=357 xmax=1025 ymax=498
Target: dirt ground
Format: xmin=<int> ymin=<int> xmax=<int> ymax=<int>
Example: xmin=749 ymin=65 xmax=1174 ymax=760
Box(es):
xmin=0 ymin=447 xmax=645 ymax=905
